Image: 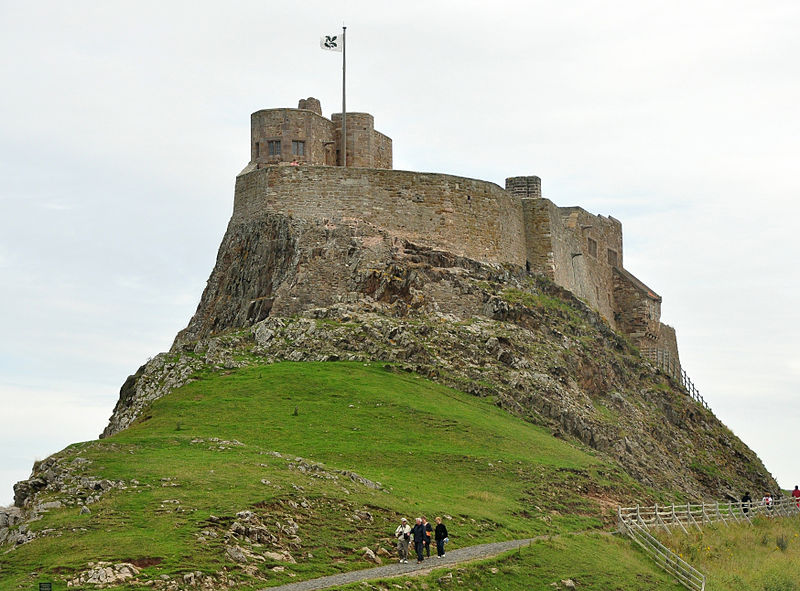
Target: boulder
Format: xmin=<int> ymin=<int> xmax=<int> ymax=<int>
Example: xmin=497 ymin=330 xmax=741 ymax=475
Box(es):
xmin=361 ymin=547 xmax=382 ymax=564
xmin=225 ymin=545 xmax=248 ymax=563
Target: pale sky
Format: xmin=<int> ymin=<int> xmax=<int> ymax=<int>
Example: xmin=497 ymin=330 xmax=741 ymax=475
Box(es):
xmin=1 ymin=0 xmax=798 ymax=506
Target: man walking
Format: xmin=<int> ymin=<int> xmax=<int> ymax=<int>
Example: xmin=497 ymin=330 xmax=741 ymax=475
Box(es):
xmin=394 ymin=517 xmax=411 ymax=563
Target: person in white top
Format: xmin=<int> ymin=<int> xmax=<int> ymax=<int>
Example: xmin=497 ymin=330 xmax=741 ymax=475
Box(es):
xmin=394 ymin=517 xmax=411 ymax=563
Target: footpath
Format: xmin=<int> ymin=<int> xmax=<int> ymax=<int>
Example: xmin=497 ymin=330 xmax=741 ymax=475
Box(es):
xmin=259 ymin=537 xmax=545 ymax=591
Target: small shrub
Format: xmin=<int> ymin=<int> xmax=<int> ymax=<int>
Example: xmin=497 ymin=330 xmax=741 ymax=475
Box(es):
xmin=777 ymin=534 xmax=789 ymax=552
xmin=761 ymin=570 xmax=798 ymax=591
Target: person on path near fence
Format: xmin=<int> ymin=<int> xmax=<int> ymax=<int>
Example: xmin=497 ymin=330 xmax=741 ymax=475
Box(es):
xmin=422 ymin=516 xmax=432 ymax=557
xmin=434 ymin=516 xmax=449 ymax=558
xmin=741 ymin=492 xmax=752 ymax=514
xmin=394 ymin=517 xmax=411 ymax=563
xmin=762 ymin=492 xmax=773 ymax=510
xmin=793 ymin=486 xmax=800 ymax=508
xmin=412 ymin=517 xmax=426 ymax=563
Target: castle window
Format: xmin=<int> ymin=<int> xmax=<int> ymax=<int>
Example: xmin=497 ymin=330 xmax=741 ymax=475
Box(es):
xmin=607 ymin=248 xmax=618 ymax=266
xmin=587 ymin=237 xmax=597 ymax=257
xmin=268 ymin=140 xmax=281 ymax=156
xmin=292 ymin=140 xmax=305 ymax=156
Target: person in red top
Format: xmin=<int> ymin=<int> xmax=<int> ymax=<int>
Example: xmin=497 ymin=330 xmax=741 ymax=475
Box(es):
xmin=792 ymin=485 xmax=800 ymax=507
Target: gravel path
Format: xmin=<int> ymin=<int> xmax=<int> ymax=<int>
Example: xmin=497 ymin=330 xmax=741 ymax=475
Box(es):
xmin=258 ymin=537 xmax=542 ymax=591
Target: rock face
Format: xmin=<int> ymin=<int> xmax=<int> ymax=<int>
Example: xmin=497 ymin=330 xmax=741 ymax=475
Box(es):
xmin=84 ymin=206 xmax=778 ymax=501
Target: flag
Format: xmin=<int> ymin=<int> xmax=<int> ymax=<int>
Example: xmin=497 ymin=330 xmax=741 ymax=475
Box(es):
xmin=320 ymin=34 xmax=343 ymax=52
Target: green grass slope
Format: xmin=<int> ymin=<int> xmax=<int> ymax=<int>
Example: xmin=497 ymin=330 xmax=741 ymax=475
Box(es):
xmin=2 ymin=362 xmax=677 ymax=590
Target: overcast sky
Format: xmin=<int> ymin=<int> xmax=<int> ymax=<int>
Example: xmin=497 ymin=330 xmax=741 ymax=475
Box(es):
xmin=1 ymin=0 xmax=798 ymax=506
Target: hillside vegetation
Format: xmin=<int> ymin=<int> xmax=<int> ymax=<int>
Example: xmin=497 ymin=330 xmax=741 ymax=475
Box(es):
xmin=658 ymin=517 xmax=800 ymax=590
xmin=1 ymin=362 xmax=685 ymax=590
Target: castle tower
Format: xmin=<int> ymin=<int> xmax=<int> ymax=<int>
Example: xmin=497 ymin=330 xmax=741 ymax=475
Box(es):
xmin=249 ymin=98 xmax=392 ymax=169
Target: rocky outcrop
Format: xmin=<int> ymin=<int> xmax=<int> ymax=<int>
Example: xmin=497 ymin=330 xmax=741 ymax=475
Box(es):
xmin=100 ymin=352 xmax=206 ymax=438
xmin=174 ymin=213 xmax=399 ymax=345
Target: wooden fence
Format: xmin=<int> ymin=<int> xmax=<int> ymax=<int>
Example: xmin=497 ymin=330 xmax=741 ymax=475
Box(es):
xmin=618 ymin=496 xmax=800 ymax=590
xmin=641 ymin=347 xmax=708 ymax=410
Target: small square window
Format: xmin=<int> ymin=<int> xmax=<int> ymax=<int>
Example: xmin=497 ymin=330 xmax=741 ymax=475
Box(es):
xmin=268 ymin=140 xmax=281 ymax=156
xmin=607 ymin=249 xmax=618 ymax=266
xmin=292 ymin=140 xmax=305 ymax=156
xmin=587 ymin=237 xmax=597 ymax=257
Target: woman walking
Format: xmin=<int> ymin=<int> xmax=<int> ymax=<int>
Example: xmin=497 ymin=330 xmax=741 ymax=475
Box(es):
xmin=434 ymin=516 xmax=448 ymax=558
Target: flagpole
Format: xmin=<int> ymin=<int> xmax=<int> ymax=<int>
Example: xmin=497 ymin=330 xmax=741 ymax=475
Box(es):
xmin=341 ymin=25 xmax=347 ymax=167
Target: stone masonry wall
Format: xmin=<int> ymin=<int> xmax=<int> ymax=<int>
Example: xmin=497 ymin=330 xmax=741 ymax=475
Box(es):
xmin=612 ymin=267 xmax=662 ymax=345
xmin=541 ymin=206 xmax=623 ymax=326
xmin=250 ymin=103 xmax=391 ymax=169
xmin=233 ymin=166 xmax=526 ymax=267
xmin=251 ymin=109 xmax=337 ymax=167
xmin=657 ymin=322 xmax=682 ymax=371
xmin=331 ymin=113 xmax=392 ymax=169
xmin=521 ymin=198 xmax=556 ymax=278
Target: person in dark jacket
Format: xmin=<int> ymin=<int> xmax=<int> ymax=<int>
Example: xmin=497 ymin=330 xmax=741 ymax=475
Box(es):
xmin=422 ymin=516 xmax=432 ymax=557
xmin=741 ymin=492 xmax=751 ymax=514
xmin=434 ymin=516 xmax=448 ymax=558
xmin=411 ymin=517 xmax=426 ymax=563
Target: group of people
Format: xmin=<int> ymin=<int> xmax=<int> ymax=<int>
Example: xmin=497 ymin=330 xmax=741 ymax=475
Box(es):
xmin=394 ymin=516 xmax=449 ymax=563
xmin=740 ymin=486 xmax=800 ymax=512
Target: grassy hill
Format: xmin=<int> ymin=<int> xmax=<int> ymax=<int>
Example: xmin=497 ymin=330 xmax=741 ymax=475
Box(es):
xmin=1 ymin=362 xmax=688 ymax=590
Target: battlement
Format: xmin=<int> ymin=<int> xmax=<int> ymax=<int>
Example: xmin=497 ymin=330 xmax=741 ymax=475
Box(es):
xmin=249 ymin=98 xmax=392 ymax=169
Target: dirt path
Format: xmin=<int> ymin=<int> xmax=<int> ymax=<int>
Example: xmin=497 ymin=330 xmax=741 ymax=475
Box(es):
xmin=258 ymin=536 xmax=549 ymax=591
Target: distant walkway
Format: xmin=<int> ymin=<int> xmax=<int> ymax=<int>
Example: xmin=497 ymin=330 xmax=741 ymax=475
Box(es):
xmin=259 ymin=537 xmax=542 ymax=591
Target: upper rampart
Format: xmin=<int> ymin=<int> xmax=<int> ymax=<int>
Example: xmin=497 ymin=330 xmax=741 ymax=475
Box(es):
xmin=233 ymin=165 xmax=526 ymax=267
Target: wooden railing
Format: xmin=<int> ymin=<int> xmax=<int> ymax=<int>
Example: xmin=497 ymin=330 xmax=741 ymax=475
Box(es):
xmin=618 ymin=497 xmax=800 ymax=590
xmin=619 ymin=517 xmax=705 ymax=590
xmin=641 ymin=347 xmax=708 ymax=410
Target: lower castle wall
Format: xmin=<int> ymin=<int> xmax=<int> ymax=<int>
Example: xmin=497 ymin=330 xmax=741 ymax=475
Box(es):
xmin=657 ymin=323 xmax=681 ymax=370
xmin=233 ymin=166 xmax=527 ymax=267
xmin=524 ymin=201 xmax=621 ymax=326
xmin=612 ymin=268 xmax=662 ymax=344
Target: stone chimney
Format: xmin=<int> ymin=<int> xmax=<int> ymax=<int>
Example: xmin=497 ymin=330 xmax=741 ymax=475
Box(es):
xmin=297 ymin=97 xmax=322 ymax=116
xmin=505 ymin=176 xmax=542 ymax=199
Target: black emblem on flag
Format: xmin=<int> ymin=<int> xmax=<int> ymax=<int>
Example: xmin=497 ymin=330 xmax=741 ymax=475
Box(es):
xmin=323 ymin=35 xmax=339 ymax=49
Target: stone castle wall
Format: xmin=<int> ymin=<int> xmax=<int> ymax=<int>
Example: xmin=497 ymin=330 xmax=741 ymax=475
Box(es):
xmin=612 ymin=268 xmax=662 ymax=342
xmin=233 ymin=166 xmax=526 ymax=267
xmin=518 ymin=194 xmax=623 ymax=329
xmin=241 ymin=104 xmax=678 ymax=365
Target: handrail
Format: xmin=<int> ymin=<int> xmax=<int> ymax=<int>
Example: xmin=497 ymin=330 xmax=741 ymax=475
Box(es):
xmin=640 ymin=347 xmax=708 ymax=409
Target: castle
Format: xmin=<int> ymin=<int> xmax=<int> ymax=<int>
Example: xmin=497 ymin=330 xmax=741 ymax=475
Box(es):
xmin=236 ymin=97 xmax=681 ymax=372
